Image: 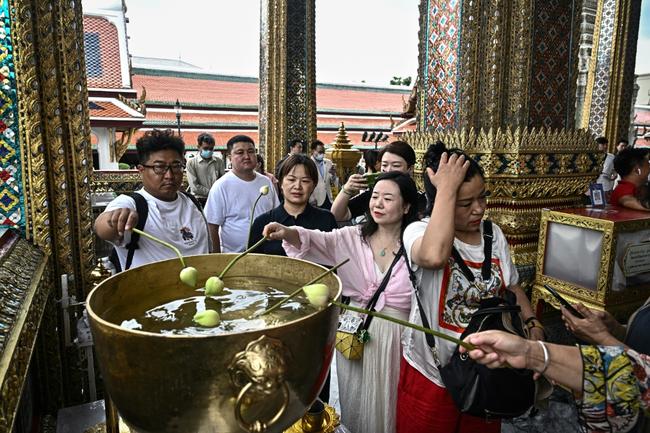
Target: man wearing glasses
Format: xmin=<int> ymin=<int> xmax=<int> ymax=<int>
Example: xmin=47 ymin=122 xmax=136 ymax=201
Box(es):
xmin=204 ymin=135 xmax=278 ymax=253
xmin=95 ymin=129 xmax=210 ymax=270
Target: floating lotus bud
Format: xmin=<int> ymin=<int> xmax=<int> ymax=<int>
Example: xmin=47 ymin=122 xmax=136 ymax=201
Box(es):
xmin=205 ymin=276 xmax=225 ymax=296
xmin=193 ymin=309 xmax=221 ymax=327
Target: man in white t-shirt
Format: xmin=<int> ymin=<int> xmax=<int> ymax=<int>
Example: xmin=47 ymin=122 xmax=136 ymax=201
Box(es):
xmin=204 ymin=135 xmax=278 ymax=253
xmin=95 ymin=129 xmax=210 ymax=270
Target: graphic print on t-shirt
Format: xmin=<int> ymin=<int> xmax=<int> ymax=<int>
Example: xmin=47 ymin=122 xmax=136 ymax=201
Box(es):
xmin=438 ymin=257 xmax=506 ymax=333
xmin=180 ymin=226 xmax=195 ymax=242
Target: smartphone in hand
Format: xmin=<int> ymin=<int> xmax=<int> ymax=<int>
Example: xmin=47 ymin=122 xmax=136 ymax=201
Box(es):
xmin=543 ymin=284 xmax=585 ymax=319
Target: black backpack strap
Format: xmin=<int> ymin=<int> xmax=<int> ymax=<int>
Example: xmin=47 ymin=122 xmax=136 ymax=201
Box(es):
xmin=179 ymin=190 xmax=203 ymax=212
xmin=404 ymin=221 xmax=494 ymax=351
xmin=402 ymin=243 xmax=438 ymax=350
xmin=123 ymin=192 xmax=148 ymax=271
xmin=361 ymin=245 xmax=404 ymax=331
xmin=450 ymin=220 xmax=493 ymax=283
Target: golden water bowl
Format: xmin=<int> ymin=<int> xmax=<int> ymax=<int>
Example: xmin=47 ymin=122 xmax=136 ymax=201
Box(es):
xmin=87 ymin=253 xmax=342 ymax=433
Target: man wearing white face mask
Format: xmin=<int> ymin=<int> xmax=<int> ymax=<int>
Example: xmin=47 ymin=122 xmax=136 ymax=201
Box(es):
xmin=186 ymin=132 xmax=225 ymax=205
xmin=309 ymin=140 xmax=334 ymax=209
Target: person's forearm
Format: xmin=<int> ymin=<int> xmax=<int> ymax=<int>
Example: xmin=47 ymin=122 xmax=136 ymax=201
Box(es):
xmin=525 ymin=341 xmax=583 ymax=391
xmin=510 ymin=285 xmax=536 ymax=320
xmin=331 ymin=191 xmax=352 ymax=221
xmin=283 ymin=227 xmax=302 ymax=249
xmin=414 ymin=189 xmax=458 ymax=268
xmin=208 ymin=224 xmax=221 ymax=253
xmin=620 ymin=197 xmax=649 ymax=211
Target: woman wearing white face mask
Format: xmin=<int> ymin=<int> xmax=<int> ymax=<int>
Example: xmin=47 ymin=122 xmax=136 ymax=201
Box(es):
xmin=186 ymin=132 xmax=225 ymax=205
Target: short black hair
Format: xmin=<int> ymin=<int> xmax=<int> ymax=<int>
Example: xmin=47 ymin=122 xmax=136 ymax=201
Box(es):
xmin=363 ymin=149 xmax=380 ymax=173
xmin=378 ymin=140 xmax=416 ymax=168
xmin=288 ymin=139 xmax=304 ymax=152
xmin=278 ymin=154 xmax=319 ymax=185
xmin=136 ymin=129 xmax=185 ymax=164
xmin=614 ymin=147 xmax=649 ymax=177
xmin=595 ymin=136 xmax=609 ymax=145
xmin=197 ymin=132 xmax=215 ymax=147
xmin=422 ymin=141 xmax=484 ymax=213
xmin=311 ymin=140 xmax=325 ymax=151
xmin=226 ymin=135 xmax=255 ymax=154
xmin=618 ymin=139 xmax=629 ymax=145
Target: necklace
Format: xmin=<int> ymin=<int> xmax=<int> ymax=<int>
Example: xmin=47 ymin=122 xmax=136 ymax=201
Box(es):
xmin=379 ymin=247 xmax=387 ymax=257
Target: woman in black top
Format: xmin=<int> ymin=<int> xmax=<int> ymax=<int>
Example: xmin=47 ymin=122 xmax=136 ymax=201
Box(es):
xmin=249 ymin=154 xmax=338 ymax=255
xmin=331 ymin=140 xmax=427 ymax=222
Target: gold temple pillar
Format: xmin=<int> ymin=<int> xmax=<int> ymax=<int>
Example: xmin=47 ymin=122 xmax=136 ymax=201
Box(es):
xmin=581 ymin=0 xmax=642 ymax=145
xmin=259 ymin=0 xmax=316 ymax=171
xmin=407 ymin=0 xmax=599 ymax=282
xmin=6 ymin=0 xmax=95 ymax=409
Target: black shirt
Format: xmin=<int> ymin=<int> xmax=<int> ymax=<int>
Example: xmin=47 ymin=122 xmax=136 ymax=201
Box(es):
xmin=248 ymin=203 xmax=338 ymax=255
xmin=348 ymin=190 xmax=428 ymax=219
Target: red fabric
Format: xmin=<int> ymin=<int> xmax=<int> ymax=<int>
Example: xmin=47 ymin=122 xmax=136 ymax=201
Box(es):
xmin=610 ymin=180 xmax=637 ymax=205
xmin=396 ymin=357 xmax=501 ymax=433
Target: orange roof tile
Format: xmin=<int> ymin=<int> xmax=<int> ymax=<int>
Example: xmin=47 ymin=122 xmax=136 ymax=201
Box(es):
xmin=84 ymin=16 xmax=123 ymax=89
xmin=89 ymin=98 xmax=144 ymax=120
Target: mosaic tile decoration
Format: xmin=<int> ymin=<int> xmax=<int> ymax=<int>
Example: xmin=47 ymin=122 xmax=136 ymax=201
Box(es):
xmin=423 ymin=0 xmax=461 ymax=131
xmin=588 ymin=0 xmax=616 ymax=136
xmin=528 ymin=0 xmax=575 ymax=130
xmin=0 ymin=0 xmax=24 ymax=231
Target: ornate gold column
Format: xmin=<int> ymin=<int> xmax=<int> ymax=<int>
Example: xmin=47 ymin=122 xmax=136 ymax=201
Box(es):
xmin=581 ymin=0 xmax=641 ymax=144
xmin=9 ymin=0 xmax=94 ymax=405
xmin=259 ymin=0 xmax=316 ymax=171
xmin=409 ymin=0 xmax=590 ymax=280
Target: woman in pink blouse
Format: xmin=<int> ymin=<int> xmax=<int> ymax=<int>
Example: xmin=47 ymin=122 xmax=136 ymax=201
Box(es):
xmin=264 ymin=171 xmax=419 ymax=433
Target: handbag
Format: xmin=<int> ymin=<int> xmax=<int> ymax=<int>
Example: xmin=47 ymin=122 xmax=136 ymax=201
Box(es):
xmin=406 ymin=221 xmax=542 ymax=419
xmin=335 ymin=246 xmax=404 ymax=360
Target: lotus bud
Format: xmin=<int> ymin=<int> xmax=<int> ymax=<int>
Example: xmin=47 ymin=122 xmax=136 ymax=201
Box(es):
xmin=205 ymin=276 xmax=225 ymax=296
xmin=193 ymin=309 xmax=221 ymax=327
xmin=302 ymin=283 xmax=330 ymax=308
xmin=259 ymin=185 xmax=270 ymax=195
xmin=179 ymin=267 xmax=198 ymax=288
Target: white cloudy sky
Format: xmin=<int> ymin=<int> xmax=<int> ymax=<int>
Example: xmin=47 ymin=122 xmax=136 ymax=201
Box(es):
xmin=122 ymin=0 xmax=420 ymax=86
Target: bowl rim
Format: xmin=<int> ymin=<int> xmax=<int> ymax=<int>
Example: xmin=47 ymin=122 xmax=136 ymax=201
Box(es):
xmin=86 ymin=253 xmax=343 ymax=339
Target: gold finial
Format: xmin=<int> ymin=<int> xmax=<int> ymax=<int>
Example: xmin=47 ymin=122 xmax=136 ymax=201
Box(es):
xmin=332 ymin=122 xmax=352 ymax=149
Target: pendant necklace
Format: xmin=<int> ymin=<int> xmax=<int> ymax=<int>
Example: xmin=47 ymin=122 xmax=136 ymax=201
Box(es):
xmin=379 ymin=247 xmax=387 ymax=257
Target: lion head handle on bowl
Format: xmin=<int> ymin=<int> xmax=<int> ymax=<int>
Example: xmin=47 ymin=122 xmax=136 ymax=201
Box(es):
xmin=228 ymin=335 xmax=292 ymax=433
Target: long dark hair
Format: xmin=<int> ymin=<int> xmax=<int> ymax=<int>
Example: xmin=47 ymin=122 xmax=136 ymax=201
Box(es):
xmin=361 ymin=171 xmax=419 ymax=240
xmin=422 ymin=141 xmax=484 ymax=214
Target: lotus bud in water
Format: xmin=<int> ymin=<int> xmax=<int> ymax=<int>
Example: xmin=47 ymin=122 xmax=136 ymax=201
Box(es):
xmin=179 ymin=267 xmax=198 ymax=288
xmin=193 ymin=309 xmax=221 ymax=327
xmin=259 ymin=185 xmax=270 ymax=195
xmin=302 ymin=283 xmax=330 ymax=308
xmin=205 ymin=276 xmax=224 ymax=296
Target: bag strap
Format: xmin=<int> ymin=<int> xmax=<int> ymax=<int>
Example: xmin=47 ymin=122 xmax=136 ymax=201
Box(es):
xmin=124 ymin=192 xmax=148 ymax=271
xmin=180 ymin=190 xmax=204 ymax=212
xmin=406 ymin=221 xmax=494 ymax=350
xmin=450 ymin=220 xmax=493 ymax=282
xmin=361 ymin=244 xmax=405 ymax=331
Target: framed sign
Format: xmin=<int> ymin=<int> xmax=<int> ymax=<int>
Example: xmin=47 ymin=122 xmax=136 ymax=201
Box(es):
xmin=589 ymin=183 xmax=606 ymax=207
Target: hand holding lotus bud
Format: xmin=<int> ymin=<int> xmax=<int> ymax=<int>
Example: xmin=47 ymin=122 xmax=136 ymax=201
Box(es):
xmin=193 ymin=309 xmax=221 ymax=327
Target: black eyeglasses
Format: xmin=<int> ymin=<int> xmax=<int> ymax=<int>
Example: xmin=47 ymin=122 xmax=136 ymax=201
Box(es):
xmin=141 ymin=163 xmax=185 ymax=175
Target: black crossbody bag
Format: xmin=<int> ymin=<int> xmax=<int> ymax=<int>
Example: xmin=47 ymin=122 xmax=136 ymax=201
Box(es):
xmin=406 ymin=221 xmax=538 ymax=419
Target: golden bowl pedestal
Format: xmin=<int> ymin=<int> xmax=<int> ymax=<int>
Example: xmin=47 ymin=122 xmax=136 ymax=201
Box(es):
xmin=87 ymin=253 xmax=341 ymax=433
